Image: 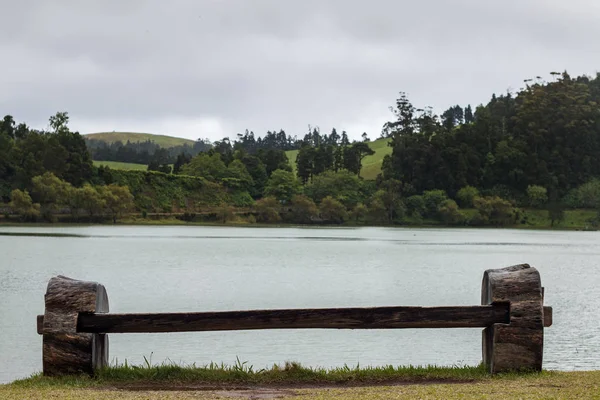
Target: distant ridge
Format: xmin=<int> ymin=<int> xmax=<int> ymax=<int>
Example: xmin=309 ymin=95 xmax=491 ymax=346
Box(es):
xmin=84 ymin=132 xmax=195 ymax=148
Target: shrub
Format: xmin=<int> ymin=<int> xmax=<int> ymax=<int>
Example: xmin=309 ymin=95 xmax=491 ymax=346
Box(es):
xmin=319 ymin=196 xmax=348 ymax=224
xmin=456 ymin=186 xmax=479 ymax=208
xmin=254 ymin=196 xmax=281 ymax=223
xmin=438 ymin=199 xmax=464 ymax=225
xmin=423 ymin=190 xmax=448 ymax=217
xmin=351 ymin=203 xmax=368 ymax=224
xmin=287 ymin=195 xmax=318 ymax=224
xmin=9 ymin=189 xmax=40 ymax=221
xmin=405 ymin=195 xmax=426 ymax=217
xmin=473 ymin=196 xmax=517 ymax=226
xmin=526 ymin=185 xmax=548 ymax=207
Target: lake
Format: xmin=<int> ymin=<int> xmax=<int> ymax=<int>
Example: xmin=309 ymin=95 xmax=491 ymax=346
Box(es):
xmin=1 ymin=225 xmax=599 ymax=383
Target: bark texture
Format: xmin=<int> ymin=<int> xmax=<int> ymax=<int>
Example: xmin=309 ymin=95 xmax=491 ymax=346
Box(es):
xmin=481 ymin=264 xmax=545 ymax=373
xmin=74 ymin=305 xmax=510 ymax=333
xmin=42 ymin=276 xmax=109 ymax=376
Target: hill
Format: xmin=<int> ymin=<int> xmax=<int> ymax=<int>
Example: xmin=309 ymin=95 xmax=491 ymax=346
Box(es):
xmin=84 ymin=132 xmax=195 ymax=148
xmin=285 ymin=137 xmax=391 ymax=180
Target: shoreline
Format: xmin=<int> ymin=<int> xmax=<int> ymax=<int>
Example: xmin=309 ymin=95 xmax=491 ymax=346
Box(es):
xmin=0 ymin=218 xmax=597 ymax=232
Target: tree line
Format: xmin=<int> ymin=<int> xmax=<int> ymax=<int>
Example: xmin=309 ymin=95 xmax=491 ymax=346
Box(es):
xmin=86 ymin=138 xmax=211 ymax=166
xmin=4 ymin=70 xmax=600 ymax=227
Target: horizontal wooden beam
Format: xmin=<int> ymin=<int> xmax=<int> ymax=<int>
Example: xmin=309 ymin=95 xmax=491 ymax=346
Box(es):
xmin=37 ymin=304 xmax=517 ymax=334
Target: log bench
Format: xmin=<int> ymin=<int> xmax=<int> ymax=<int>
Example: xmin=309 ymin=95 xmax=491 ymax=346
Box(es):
xmin=36 ymin=263 xmax=552 ymax=376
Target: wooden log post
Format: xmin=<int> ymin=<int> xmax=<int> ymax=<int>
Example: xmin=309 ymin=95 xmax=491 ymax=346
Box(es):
xmin=481 ymin=264 xmax=545 ymax=373
xmin=42 ymin=275 xmax=109 ymax=376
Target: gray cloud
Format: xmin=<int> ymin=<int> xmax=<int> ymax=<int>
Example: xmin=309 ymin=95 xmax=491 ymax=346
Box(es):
xmin=1 ymin=0 xmax=599 ymax=141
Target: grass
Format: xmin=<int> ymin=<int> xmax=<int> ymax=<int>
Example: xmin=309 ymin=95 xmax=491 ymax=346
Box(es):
xmin=519 ymin=208 xmax=597 ymax=230
xmin=2 ymin=361 xmax=599 ymax=399
xmin=6 ymin=361 xmax=492 ymax=388
xmin=92 ymin=160 xmax=148 ymax=170
xmin=285 ymin=138 xmax=392 ymax=180
xmin=360 ymin=138 xmax=393 ymax=180
xmin=85 ymin=132 xmax=195 ymax=148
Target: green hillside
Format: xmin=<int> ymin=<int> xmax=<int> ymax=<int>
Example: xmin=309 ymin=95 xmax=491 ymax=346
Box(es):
xmin=285 ymin=137 xmax=391 ymax=180
xmin=93 ymin=160 xmax=148 ymax=170
xmin=85 ymin=132 xmax=195 ymax=148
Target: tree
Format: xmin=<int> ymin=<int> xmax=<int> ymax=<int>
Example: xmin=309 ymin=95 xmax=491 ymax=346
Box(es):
xmin=223 ymin=159 xmax=254 ymax=192
xmin=257 ymin=149 xmax=291 ymax=176
xmin=438 ymin=199 xmax=464 ymax=225
xmin=99 ymin=185 xmax=135 ymax=223
xmin=181 ymin=153 xmax=228 ymax=182
xmin=76 ymin=184 xmax=106 ymax=218
xmin=264 ymin=169 xmax=301 ymax=202
xmin=456 ymin=186 xmax=479 ymax=208
xmin=361 ymin=132 xmax=370 ymax=142
xmin=304 ymin=170 xmax=365 ymax=208
xmin=239 ymin=155 xmax=268 ymax=198
xmin=369 ymin=179 xmax=405 ymax=224
xmin=288 ymin=194 xmax=318 ymax=224
xmin=173 ymin=153 xmax=192 ymax=174
xmin=547 ymin=201 xmax=565 ymax=227
xmin=254 ymin=196 xmax=281 ymax=223
xmin=573 ymin=179 xmax=600 ymax=208
xmin=405 ymin=195 xmax=426 ymax=217
xmin=351 ymin=203 xmax=368 ymax=224
xmin=31 ymin=172 xmax=73 ymax=221
xmin=9 ymin=189 xmax=40 ymax=220
xmin=382 ymin=92 xmax=416 ymax=138
xmin=526 ymin=185 xmax=548 ymax=207
xmin=344 ymin=142 xmax=375 ymax=177
xmin=423 ymin=190 xmax=448 ymax=218
xmin=319 ymin=196 xmax=348 ymax=224
xmin=216 ymin=204 xmax=235 ymax=223
xmin=296 ymin=145 xmax=315 ymax=184
xmin=473 ymin=196 xmax=516 ymax=226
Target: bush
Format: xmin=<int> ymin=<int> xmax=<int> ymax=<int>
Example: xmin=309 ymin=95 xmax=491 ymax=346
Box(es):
xmin=351 ymin=203 xmax=368 ymax=224
xmin=9 ymin=189 xmax=40 ymax=221
xmin=304 ymin=170 xmax=366 ymax=208
xmin=287 ymin=195 xmax=318 ymax=224
xmin=319 ymin=196 xmax=348 ymax=224
xmin=264 ymin=169 xmax=301 ymax=203
xmin=254 ymin=196 xmax=281 ymax=223
xmin=216 ymin=205 xmax=235 ymax=223
xmin=526 ymin=185 xmax=548 ymax=207
xmin=230 ymin=191 xmax=255 ymax=207
xmin=456 ymin=186 xmax=479 ymax=208
xmin=423 ymin=190 xmax=448 ymax=217
xmin=438 ymin=199 xmax=464 ymax=225
xmin=573 ymin=179 xmax=600 ymax=209
xmin=405 ymin=195 xmax=426 ymax=217
xmin=473 ymin=196 xmax=517 ymax=226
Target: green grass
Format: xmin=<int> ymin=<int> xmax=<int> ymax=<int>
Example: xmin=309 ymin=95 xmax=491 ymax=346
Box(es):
xmin=4 ymin=361 xmax=599 ymax=400
xmin=93 ymin=160 xmax=148 ymax=170
xmin=360 ymin=138 xmax=393 ymax=180
xmin=285 ymin=138 xmax=391 ymax=180
xmin=9 ymin=361 xmax=491 ymax=388
xmin=85 ymin=132 xmax=195 ymax=148
xmin=519 ymin=208 xmax=597 ymax=229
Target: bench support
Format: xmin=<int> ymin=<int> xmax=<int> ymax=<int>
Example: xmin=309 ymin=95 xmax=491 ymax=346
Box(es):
xmin=42 ymin=275 xmax=109 ymax=376
xmin=481 ymin=264 xmax=545 ymax=373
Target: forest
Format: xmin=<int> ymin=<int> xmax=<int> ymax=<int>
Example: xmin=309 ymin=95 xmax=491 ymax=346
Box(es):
xmin=2 ymin=71 xmax=600 ymax=227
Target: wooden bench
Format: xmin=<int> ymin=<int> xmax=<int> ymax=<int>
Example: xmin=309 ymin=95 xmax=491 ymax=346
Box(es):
xmin=36 ymin=263 xmax=552 ymax=376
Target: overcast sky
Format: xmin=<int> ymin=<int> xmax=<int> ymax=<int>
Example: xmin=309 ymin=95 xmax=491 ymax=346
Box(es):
xmin=2 ymin=0 xmax=600 ymax=142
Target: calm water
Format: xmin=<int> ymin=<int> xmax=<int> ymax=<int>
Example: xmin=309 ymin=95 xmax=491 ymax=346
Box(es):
xmin=1 ymin=225 xmax=599 ymax=383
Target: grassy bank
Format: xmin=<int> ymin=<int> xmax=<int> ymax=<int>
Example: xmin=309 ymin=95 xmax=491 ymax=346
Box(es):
xmin=2 ymin=362 xmax=598 ymax=399
xmin=1 ymin=208 xmax=598 ymax=231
